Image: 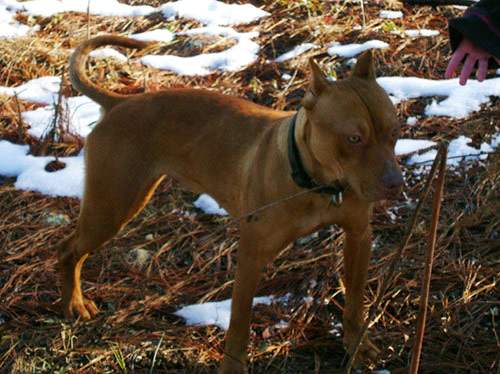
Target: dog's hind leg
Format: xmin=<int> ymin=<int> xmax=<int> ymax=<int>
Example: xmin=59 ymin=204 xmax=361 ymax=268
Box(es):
xmin=58 ymin=143 xmax=164 ymax=320
xmin=58 ymin=235 xmax=98 ymax=320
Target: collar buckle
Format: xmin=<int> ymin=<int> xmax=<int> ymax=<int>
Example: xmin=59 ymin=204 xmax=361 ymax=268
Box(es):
xmin=331 ymin=190 xmax=343 ymax=206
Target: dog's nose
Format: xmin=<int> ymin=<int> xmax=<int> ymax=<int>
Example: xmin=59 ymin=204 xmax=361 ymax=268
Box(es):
xmin=383 ymin=172 xmax=404 ymax=190
xmin=382 ymin=164 xmax=404 ymax=197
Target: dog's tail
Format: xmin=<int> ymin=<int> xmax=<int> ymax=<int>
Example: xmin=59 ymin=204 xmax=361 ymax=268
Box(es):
xmin=69 ymin=35 xmax=150 ymax=110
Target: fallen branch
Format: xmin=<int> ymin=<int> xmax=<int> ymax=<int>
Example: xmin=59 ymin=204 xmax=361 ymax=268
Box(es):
xmin=346 ymin=142 xmax=448 ymax=373
xmin=410 ymin=142 xmax=447 ymax=374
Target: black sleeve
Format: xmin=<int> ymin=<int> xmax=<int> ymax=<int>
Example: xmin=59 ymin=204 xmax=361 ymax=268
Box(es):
xmin=448 ymin=0 xmax=500 ymax=62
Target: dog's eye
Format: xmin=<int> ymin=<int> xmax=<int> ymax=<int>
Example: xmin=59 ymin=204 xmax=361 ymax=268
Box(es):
xmin=348 ymin=135 xmax=361 ymax=144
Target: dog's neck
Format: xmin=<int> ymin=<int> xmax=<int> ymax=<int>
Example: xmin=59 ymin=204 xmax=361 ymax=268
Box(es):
xmin=288 ymin=109 xmax=345 ymax=204
xmin=292 ymin=109 xmax=320 ymax=181
xmin=291 ymin=109 xmax=333 ymax=184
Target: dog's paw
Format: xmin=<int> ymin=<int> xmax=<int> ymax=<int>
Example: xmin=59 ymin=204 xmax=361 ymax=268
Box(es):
xmin=64 ymin=297 xmax=99 ymax=321
xmin=218 ymin=354 xmax=248 ymax=374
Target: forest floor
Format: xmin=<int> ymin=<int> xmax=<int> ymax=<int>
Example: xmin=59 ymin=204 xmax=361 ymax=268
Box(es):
xmin=0 ymin=0 xmax=498 ymax=373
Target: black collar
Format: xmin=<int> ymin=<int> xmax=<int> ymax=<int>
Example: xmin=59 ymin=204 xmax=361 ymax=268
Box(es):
xmin=287 ymin=112 xmax=345 ymax=206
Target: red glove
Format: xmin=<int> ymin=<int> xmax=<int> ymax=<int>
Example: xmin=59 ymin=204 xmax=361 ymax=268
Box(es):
xmin=445 ymin=38 xmax=500 ymax=85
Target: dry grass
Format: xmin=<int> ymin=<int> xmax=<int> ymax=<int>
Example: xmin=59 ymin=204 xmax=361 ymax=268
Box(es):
xmin=1 ymin=1 xmax=499 ymax=373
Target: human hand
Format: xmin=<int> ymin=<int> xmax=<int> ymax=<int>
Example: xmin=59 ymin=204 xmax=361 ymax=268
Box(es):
xmin=445 ymin=38 xmax=500 ymax=85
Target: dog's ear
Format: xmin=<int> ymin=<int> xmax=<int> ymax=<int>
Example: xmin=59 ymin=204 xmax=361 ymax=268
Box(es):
xmin=352 ymin=50 xmax=375 ymax=80
xmin=302 ymin=58 xmax=330 ymax=109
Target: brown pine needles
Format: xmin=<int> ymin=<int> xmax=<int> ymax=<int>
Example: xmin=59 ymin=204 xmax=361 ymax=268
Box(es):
xmin=0 ymin=1 xmax=498 ymax=373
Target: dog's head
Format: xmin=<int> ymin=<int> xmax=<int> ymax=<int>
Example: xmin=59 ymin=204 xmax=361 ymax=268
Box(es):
xmin=301 ymin=51 xmax=403 ymax=202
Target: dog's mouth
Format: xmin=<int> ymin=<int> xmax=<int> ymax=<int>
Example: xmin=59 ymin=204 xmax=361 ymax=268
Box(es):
xmin=376 ymin=187 xmax=403 ymax=202
xmin=383 ymin=185 xmax=403 ymax=200
xmin=357 ymin=184 xmax=402 ymax=203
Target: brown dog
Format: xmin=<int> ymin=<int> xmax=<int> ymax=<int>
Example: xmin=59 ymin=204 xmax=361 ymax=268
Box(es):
xmin=59 ymin=35 xmax=403 ymax=373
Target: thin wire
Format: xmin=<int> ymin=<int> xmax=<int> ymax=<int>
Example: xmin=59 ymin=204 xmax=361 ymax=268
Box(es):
xmin=193 ymin=184 xmax=336 ymax=248
xmin=231 ymin=185 xmax=337 ymax=223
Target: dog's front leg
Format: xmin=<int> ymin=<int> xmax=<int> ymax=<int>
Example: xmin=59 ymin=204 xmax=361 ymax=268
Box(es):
xmin=342 ymin=223 xmax=380 ymax=366
xmin=219 ymin=233 xmax=275 ymax=374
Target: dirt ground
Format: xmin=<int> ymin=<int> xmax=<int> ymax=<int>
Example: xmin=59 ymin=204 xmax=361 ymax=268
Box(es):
xmin=0 ymin=1 xmax=498 ymax=373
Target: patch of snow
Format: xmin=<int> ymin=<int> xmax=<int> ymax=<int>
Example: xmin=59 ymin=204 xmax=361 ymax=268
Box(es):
xmin=387 ymin=207 xmax=397 ymax=222
xmin=181 ymin=25 xmax=255 ymax=39
xmin=174 ymin=296 xmax=275 ymax=330
xmin=274 ymin=320 xmax=288 ymax=329
xmin=0 ymin=79 xmax=101 ymax=141
xmin=329 ymin=321 xmax=343 ymax=337
xmin=22 ymin=96 xmax=101 ymax=139
xmin=297 ymin=231 xmax=319 ymax=245
xmin=194 ymin=194 xmax=228 ymax=216
xmin=274 ymin=43 xmax=317 ymax=63
xmin=0 ymin=76 xmax=61 ymax=105
xmin=406 ymin=116 xmax=418 ymax=126
xmin=7 ymin=0 xmax=155 ymax=18
xmin=490 ymin=133 xmax=500 ymax=148
xmin=141 ymin=26 xmax=260 ymax=75
xmin=327 ymin=40 xmax=388 ymax=58
xmin=405 ymin=29 xmax=439 ymax=38
xmin=7 ymin=0 xmax=269 ymax=25
xmin=377 ymin=76 xmax=500 ymax=118
xmin=346 ymin=58 xmax=357 ymax=67
xmin=0 ymin=2 xmax=36 ymax=38
xmin=380 ymin=10 xmax=403 ymax=19
xmin=407 ymin=135 xmax=494 ymax=167
xmin=3 ymin=1 xmax=267 ymax=76
xmin=0 ymin=141 xmax=32 ymax=177
xmin=395 ymin=139 xmax=435 ymax=156
xmin=130 ymin=29 xmax=174 ymax=43
xmin=303 ymin=296 xmax=314 ymax=305
xmin=89 ymin=47 xmax=127 ymax=62
xmin=0 ymin=141 xmax=84 ymax=198
xmin=160 ymin=0 xmax=269 ymax=26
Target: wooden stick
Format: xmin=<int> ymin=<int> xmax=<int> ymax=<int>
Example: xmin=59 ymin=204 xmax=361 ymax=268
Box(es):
xmin=86 ymin=0 xmax=91 ymax=40
xmin=409 ymin=143 xmax=448 ymax=374
xmin=346 ymin=143 xmax=448 ymax=373
xmin=360 ymin=0 xmax=366 ymax=28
